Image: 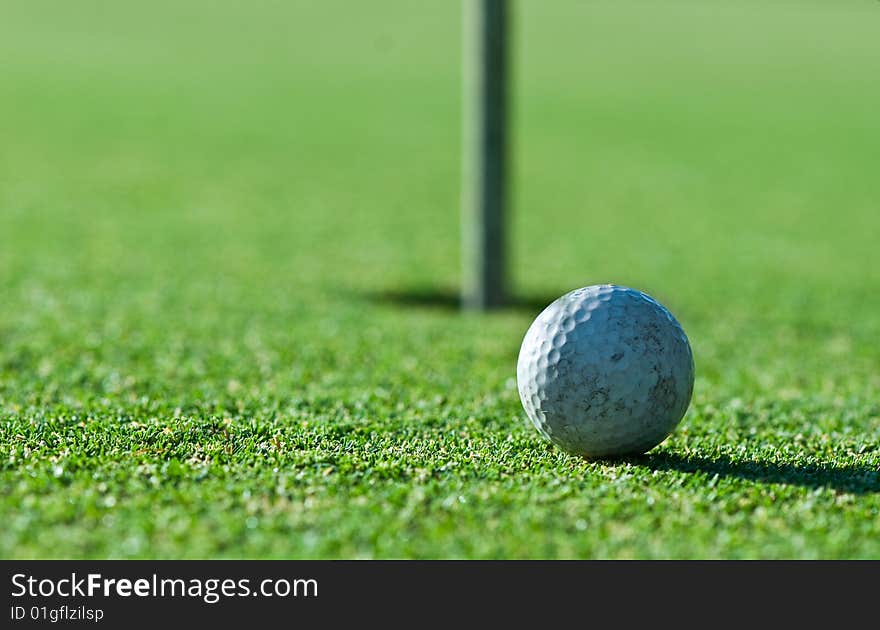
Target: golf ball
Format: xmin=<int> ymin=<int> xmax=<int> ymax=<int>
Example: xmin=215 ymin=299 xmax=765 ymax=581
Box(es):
xmin=516 ymin=284 xmax=694 ymax=458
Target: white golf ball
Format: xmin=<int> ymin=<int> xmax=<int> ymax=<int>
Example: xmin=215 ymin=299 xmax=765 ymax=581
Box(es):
xmin=516 ymin=284 xmax=694 ymax=458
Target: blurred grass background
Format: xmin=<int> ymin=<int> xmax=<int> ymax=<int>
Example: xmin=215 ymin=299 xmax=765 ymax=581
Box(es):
xmin=1 ymin=0 xmax=878 ymax=558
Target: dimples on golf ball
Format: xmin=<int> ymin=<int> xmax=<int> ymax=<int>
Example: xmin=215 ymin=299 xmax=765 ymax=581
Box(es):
xmin=517 ymin=285 xmax=694 ymax=458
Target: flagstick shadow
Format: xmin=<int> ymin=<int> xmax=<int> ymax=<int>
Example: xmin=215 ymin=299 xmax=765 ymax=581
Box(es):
xmin=360 ymin=287 xmax=559 ymax=314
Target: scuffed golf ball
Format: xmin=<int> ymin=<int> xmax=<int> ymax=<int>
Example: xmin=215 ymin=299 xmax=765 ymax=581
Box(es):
xmin=516 ymin=284 xmax=694 ymax=458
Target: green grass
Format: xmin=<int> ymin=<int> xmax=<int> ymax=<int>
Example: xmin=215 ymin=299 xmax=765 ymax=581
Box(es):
xmin=1 ymin=0 xmax=878 ymax=559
